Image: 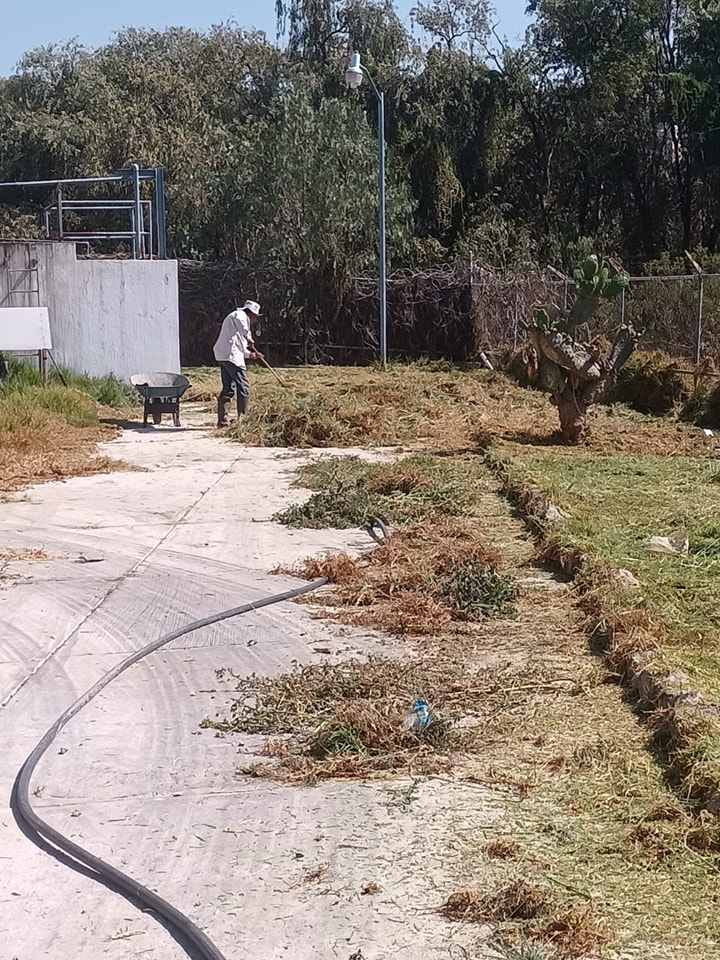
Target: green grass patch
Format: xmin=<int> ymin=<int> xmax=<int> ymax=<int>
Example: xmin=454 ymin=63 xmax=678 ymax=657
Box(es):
xmin=504 ymin=449 xmax=720 ymax=695
xmin=274 ymin=453 xmax=478 ymax=529
xmin=0 ymin=385 xmax=99 ymax=430
xmin=0 ymin=358 xmax=138 ymax=409
xmin=443 ymin=560 xmax=519 ymax=619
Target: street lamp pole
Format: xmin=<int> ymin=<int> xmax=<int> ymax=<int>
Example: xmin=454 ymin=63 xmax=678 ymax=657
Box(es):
xmin=345 ymin=53 xmax=387 ymax=368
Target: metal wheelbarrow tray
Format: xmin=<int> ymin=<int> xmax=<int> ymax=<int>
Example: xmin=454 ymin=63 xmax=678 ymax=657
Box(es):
xmin=130 ymin=372 xmax=191 ymax=427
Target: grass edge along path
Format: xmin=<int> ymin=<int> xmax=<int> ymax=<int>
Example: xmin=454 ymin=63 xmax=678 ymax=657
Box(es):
xmin=485 ymin=446 xmax=720 ymax=814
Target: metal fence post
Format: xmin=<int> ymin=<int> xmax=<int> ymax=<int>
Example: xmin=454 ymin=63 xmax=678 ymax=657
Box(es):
xmin=696 ymin=275 xmax=705 ymax=366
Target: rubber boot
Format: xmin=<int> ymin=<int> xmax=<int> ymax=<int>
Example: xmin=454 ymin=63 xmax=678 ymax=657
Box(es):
xmin=217 ymin=397 xmax=231 ymax=427
xmin=237 ymin=395 xmax=249 ymax=416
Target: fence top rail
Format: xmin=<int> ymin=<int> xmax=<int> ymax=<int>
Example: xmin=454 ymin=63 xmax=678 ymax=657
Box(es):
xmin=349 ymin=271 xmax=720 ymax=287
xmin=626 ymin=273 xmax=720 ymax=282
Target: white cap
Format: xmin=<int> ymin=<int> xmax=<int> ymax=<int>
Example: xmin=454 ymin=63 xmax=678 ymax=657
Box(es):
xmin=242 ymin=300 xmax=261 ymax=316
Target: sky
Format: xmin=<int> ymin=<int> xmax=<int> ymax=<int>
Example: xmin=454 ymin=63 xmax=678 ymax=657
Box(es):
xmin=0 ymin=0 xmax=533 ymax=75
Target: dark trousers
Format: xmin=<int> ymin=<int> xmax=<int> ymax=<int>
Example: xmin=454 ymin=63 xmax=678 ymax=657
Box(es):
xmin=219 ymin=361 xmax=249 ymax=404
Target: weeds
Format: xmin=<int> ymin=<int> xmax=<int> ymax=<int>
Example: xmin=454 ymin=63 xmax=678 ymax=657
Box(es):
xmin=440 ymin=883 xmax=610 ymax=959
xmin=0 ymin=358 xmax=138 ymax=408
xmin=0 ymin=360 xmax=132 ymax=491
xmin=532 ymin=905 xmax=611 ymax=959
xmin=439 ymin=881 xmax=551 ymax=923
xmin=484 ymin=839 xmax=524 ymax=860
xmin=205 ymin=657 xmax=566 ymax=781
xmin=498 ymin=945 xmax=555 ymax=960
xmin=185 ymin=362 xmax=710 ymax=456
xmin=276 ymin=454 xmax=512 ymax=636
xmin=274 ymin=478 xmax=382 ymax=528
xmin=0 ymin=385 xmax=98 ymax=430
xmin=280 ymin=521 xmax=505 ymax=637
xmin=275 ymin=454 xmax=476 ymax=529
xmin=444 ymin=560 xmax=519 ymax=620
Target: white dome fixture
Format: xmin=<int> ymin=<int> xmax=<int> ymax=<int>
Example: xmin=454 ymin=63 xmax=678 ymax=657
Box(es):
xmin=345 ymin=52 xmax=364 ymax=89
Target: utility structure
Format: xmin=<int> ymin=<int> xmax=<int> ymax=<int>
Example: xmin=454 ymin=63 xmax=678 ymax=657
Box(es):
xmin=0 ymin=165 xmax=166 ymax=259
xmin=0 ymin=164 xmax=178 ymax=380
xmin=345 ymin=52 xmax=388 ymax=369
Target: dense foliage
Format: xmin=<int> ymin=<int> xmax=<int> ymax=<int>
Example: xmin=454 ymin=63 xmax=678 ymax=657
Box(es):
xmin=2 ymin=0 xmax=720 ymax=278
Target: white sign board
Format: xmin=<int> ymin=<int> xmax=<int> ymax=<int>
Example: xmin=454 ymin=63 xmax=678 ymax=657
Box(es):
xmin=0 ymin=307 xmax=52 ymax=351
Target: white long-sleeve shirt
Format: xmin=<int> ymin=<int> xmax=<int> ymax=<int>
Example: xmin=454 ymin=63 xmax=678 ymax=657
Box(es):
xmin=213 ymin=309 xmax=255 ymax=368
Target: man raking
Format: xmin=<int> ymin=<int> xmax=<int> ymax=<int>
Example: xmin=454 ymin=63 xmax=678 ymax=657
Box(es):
xmin=213 ymin=299 xmax=262 ymax=428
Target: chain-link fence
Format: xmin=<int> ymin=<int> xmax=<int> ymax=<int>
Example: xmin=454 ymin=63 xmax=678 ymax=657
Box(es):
xmin=469 ymin=267 xmax=720 ymax=365
xmin=179 ymin=260 xmax=720 ymax=366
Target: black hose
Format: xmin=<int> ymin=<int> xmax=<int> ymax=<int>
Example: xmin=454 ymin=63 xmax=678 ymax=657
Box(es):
xmin=366 ymin=517 xmax=390 ymax=545
xmin=11 ymin=577 xmax=329 ymax=960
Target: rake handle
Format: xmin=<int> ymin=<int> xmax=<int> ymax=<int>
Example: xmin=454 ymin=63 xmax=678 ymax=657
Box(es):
xmin=255 ymin=353 xmax=287 ymax=388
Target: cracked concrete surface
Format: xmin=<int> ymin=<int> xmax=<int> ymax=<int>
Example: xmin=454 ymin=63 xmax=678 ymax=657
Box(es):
xmin=0 ymin=410 xmax=499 ymax=960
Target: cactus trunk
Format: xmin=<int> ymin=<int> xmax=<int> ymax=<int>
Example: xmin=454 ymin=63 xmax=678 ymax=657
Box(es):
xmin=557 ymin=390 xmax=589 ymax=444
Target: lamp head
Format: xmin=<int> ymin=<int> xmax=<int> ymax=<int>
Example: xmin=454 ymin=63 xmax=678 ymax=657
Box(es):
xmin=345 ymin=52 xmax=363 ymax=90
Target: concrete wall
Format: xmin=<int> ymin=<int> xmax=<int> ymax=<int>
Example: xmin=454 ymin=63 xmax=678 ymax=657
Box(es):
xmin=0 ymin=242 xmax=180 ymax=380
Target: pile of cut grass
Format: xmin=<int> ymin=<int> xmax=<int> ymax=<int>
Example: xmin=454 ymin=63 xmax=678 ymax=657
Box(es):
xmin=282 ymin=522 xmax=514 ymax=636
xmin=204 ymin=657 xmax=573 ymax=782
xmin=274 ymin=453 xmax=476 ymax=529
xmin=440 ymin=880 xmax=611 ymax=959
xmin=275 ymin=453 xmax=518 ymax=635
xmin=184 ymin=362 xmax=711 ymax=456
xmin=0 ymin=360 xmax=133 ymax=492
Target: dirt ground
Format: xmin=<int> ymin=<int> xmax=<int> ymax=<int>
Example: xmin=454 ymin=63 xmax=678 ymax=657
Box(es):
xmin=0 ymin=404 xmax=503 ymax=960
xmin=2 ymin=399 xmax=719 ymax=960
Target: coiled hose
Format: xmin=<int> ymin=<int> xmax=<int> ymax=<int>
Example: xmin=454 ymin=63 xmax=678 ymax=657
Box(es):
xmin=11 ymin=577 xmax=329 ymax=960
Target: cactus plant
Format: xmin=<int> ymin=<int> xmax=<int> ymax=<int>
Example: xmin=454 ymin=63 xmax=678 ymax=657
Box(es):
xmin=526 ymin=256 xmax=637 ymax=444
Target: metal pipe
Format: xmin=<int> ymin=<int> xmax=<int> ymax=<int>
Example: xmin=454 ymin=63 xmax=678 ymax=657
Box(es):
xmin=147 ymin=201 xmax=154 ymax=261
xmin=377 ymin=90 xmax=387 ymax=368
xmin=57 ymin=233 xmax=140 ymax=240
xmin=52 ymin=200 xmax=146 ymax=208
xmin=154 ymin=167 xmax=167 ymax=259
xmin=0 ymin=169 xmax=159 ymax=190
xmin=696 ymin=275 xmax=705 ymax=366
xmin=0 ymin=175 xmax=126 ymax=189
xmin=56 ymin=186 xmax=63 ymax=240
xmin=131 ymin=163 xmax=142 ymax=258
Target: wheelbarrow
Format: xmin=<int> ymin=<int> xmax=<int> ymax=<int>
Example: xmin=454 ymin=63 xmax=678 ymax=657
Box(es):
xmin=130 ymin=372 xmax=191 ymax=427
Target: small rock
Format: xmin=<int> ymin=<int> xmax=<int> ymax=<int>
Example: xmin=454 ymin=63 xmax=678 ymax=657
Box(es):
xmin=545 ymin=504 xmax=570 ymax=522
xmin=615 ymin=568 xmax=641 ymax=588
xmin=665 ymin=670 xmax=691 ymax=689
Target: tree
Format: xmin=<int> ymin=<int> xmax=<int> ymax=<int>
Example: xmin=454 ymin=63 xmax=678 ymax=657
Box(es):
xmin=411 ymin=0 xmax=491 ymax=56
xmin=526 ymin=255 xmax=636 ymax=443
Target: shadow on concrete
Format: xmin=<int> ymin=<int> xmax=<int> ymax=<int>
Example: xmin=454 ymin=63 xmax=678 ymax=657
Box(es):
xmin=101 ymin=418 xmax=210 ymax=434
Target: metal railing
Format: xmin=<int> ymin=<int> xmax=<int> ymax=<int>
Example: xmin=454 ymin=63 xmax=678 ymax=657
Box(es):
xmin=0 ymin=165 xmax=167 ymax=259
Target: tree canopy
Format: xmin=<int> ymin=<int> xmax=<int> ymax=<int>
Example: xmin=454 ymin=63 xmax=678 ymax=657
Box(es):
xmin=2 ymin=0 xmax=720 ymax=276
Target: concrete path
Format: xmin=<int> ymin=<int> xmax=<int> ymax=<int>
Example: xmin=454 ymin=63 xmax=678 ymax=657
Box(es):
xmin=0 ymin=411 xmax=499 ymax=960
